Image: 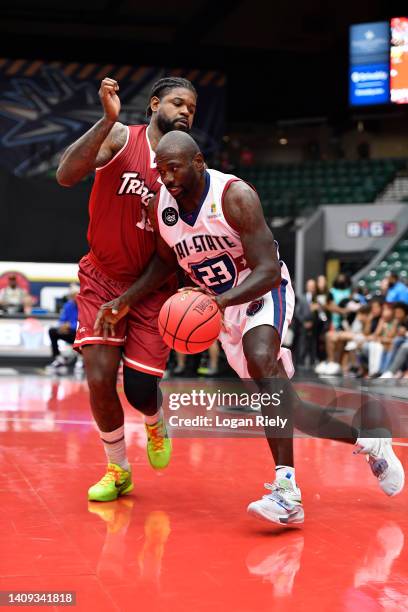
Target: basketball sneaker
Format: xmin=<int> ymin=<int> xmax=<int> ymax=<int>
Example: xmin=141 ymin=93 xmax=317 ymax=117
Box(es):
xmin=247 ymin=479 xmax=304 ymax=526
xmin=354 ymin=437 xmax=405 ymax=496
xmin=145 ymin=418 xmax=172 ymax=470
xmin=88 ymin=463 xmax=133 ymax=502
xmin=45 ymin=355 xmax=68 ymax=375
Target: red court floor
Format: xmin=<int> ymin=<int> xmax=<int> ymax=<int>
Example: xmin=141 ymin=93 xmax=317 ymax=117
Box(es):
xmin=1 ymin=372 xmax=408 ymax=612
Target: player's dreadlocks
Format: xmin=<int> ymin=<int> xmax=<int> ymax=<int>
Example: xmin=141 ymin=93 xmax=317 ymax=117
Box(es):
xmin=146 ymin=77 xmax=197 ymax=117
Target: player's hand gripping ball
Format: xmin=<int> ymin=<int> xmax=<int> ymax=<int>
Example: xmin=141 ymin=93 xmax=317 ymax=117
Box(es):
xmin=158 ymin=289 xmax=221 ymax=354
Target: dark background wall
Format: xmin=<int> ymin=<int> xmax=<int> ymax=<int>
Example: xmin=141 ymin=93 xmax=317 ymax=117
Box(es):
xmin=0 ymin=168 xmax=90 ymax=262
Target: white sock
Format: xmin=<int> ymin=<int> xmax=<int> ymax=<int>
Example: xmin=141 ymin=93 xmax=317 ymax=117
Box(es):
xmin=275 ymin=465 xmax=296 ymax=485
xmin=99 ymin=424 xmax=130 ymax=471
xmin=144 ymin=408 xmax=163 ymax=426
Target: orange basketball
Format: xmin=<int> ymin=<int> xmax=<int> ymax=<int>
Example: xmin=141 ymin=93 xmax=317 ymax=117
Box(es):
xmin=158 ymin=289 xmax=221 ymax=354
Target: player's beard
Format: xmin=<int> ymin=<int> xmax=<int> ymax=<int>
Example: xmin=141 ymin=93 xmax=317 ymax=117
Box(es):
xmin=157 ymin=112 xmax=190 ymax=134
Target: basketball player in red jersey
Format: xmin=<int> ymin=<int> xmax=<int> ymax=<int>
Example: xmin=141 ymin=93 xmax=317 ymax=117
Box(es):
xmin=56 ymin=77 xmax=197 ymax=502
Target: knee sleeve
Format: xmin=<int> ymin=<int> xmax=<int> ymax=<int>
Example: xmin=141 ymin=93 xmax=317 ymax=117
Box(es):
xmin=123 ymin=367 xmax=162 ymax=416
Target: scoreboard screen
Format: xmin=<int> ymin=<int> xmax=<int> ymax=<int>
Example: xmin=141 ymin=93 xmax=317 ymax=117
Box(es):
xmin=391 ymin=17 xmax=408 ymax=103
xmin=350 ymin=18 xmax=408 ymax=106
xmin=349 ymin=22 xmax=389 ymax=105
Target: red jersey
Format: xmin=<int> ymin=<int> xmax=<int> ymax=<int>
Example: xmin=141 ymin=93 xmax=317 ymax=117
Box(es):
xmin=87 ymin=124 xmax=161 ymax=282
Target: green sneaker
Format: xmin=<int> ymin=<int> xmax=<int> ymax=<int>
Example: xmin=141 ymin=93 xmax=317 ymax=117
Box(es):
xmin=145 ymin=418 xmax=172 ymax=470
xmin=88 ymin=463 xmax=133 ymax=502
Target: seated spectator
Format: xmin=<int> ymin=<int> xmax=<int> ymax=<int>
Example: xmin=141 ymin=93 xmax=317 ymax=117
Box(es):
xmin=325 ymin=305 xmax=372 ymax=375
xmin=315 ymin=274 xmax=352 ymax=374
xmin=316 ymin=298 xmax=383 ymax=377
xmin=0 ymin=273 xmax=32 ymax=314
xmin=45 ymin=284 xmax=79 ymax=374
xmin=385 ymin=272 xmax=408 ymax=305
xmin=379 ymin=302 xmax=408 ymax=374
xmin=380 ymin=339 xmax=408 ymax=378
xmin=366 ymin=302 xmax=398 ymax=376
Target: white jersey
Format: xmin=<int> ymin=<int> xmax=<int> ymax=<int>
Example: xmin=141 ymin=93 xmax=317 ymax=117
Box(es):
xmin=156 ymin=168 xmax=291 ymax=296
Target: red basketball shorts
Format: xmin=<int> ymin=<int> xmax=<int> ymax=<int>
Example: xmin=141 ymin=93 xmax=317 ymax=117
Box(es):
xmin=74 ymin=255 xmax=176 ymax=377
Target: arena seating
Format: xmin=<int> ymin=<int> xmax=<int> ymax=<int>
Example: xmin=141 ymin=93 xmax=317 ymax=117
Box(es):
xmin=237 ymin=158 xmax=407 ymax=216
xmin=358 ymin=233 xmax=408 ymax=294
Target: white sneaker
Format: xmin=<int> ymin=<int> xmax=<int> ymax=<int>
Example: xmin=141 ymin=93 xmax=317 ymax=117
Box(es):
xmin=354 ymin=437 xmax=405 ymax=496
xmin=247 ymin=479 xmax=304 ymax=526
xmin=45 ymin=356 xmax=67 ymax=374
xmin=314 ymin=361 xmax=328 ymax=374
xmin=379 ymin=371 xmax=394 ymax=379
xmin=323 ymin=361 xmax=342 ymax=376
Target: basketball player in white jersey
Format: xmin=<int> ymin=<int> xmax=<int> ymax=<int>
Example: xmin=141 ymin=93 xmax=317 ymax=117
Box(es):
xmin=95 ymin=131 xmax=404 ymax=526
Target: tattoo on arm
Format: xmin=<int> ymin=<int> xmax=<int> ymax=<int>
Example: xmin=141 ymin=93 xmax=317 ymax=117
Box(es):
xmin=56 ymin=120 xmax=126 ymax=186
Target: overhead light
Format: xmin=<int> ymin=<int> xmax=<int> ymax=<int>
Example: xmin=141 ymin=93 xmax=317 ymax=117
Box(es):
xmin=279 ymin=138 xmax=288 ymax=145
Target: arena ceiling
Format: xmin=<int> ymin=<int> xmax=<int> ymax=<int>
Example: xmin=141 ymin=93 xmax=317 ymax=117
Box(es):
xmin=0 ymin=0 xmax=394 ymax=53
xmin=0 ymin=0 xmax=402 ymax=122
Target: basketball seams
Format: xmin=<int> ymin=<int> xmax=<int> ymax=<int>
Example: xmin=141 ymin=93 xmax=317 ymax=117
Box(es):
xmin=161 ymin=328 xmax=220 ymax=354
xmin=172 ymin=292 xmax=203 ymax=344
xmin=158 ymin=290 xmax=221 ymax=354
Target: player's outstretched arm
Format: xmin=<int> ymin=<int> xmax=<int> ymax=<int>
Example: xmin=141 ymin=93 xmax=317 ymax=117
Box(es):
xmin=94 ymin=196 xmax=178 ymax=336
xmin=56 ymin=78 xmax=127 ymax=186
xmin=217 ymin=181 xmax=281 ymax=310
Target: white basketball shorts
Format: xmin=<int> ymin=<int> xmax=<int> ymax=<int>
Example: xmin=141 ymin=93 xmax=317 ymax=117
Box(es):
xmin=218 ymin=276 xmax=295 ymax=379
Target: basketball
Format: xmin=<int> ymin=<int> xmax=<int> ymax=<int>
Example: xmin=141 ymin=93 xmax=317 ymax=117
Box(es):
xmin=158 ymin=289 xmax=221 ymax=354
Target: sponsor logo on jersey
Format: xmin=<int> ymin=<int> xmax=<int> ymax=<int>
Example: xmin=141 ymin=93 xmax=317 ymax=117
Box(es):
xmin=162 ymin=207 xmax=179 ymax=226
xmin=246 ymin=298 xmax=264 ymax=317
xmin=117 ymin=172 xmax=156 ymax=205
xmin=207 ymin=202 xmax=221 ymax=220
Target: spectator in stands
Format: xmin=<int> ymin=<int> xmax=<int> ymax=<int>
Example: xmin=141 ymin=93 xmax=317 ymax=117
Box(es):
xmin=0 ymin=273 xmax=31 ymax=315
xmin=380 ymin=340 xmax=408 ymax=379
xmin=295 ymin=278 xmax=319 ymax=366
xmin=322 ymin=304 xmax=371 ymax=376
xmin=315 ymin=274 xmax=330 ymax=360
xmin=367 ymin=298 xmax=384 ymax=334
xmin=316 ymin=281 xmax=379 ymax=377
xmin=353 ymin=299 xmax=384 ymax=378
xmin=366 ymin=302 xmax=397 ymax=377
xmin=316 ymin=275 xmax=329 ymax=301
xmin=315 ymin=273 xmax=352 ymax=374
xmin=378 ymin=302 xmax=408 ymax=377
xmin=349 ymin=285 xmax=367 ymax=306
xmin=327 ymin=273 xmax=352 ymax=330
xmin=385 ymin=272 xmax=408 ymax=305
xmin=46 ymin=284 xmax=79 ymax=374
